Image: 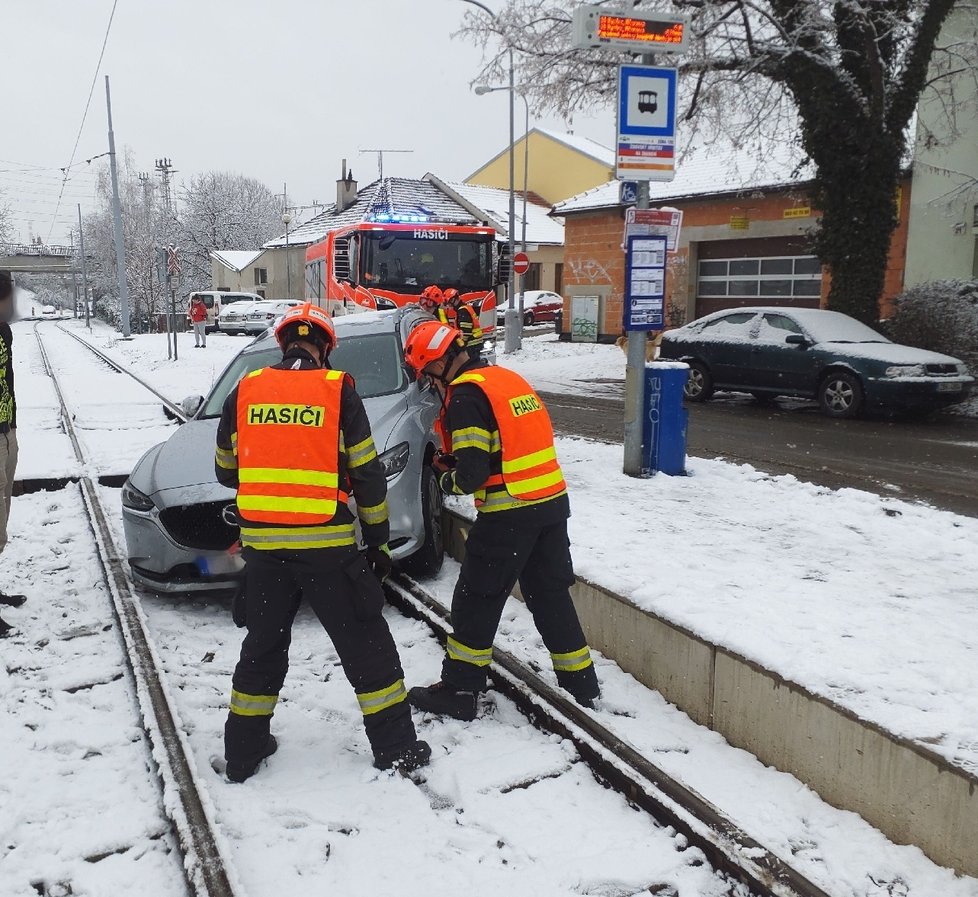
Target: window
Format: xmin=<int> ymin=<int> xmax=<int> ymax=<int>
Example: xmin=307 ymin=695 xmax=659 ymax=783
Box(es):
xmin=304 ymin=261 xmax=323 ymax=299
xmin=254 ymin=268 xmax=268 ymax=286
xmin=697 ymin=255 xmax=822 ymax=300
xmin=756 ymin=312 xmax=805 ymax=343
xmin=699 ymin=312 xmax=757 ymax=337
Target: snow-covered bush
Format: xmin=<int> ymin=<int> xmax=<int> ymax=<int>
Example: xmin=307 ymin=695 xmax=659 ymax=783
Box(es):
xmin=884 ymin=280 xmax=978 ymax=372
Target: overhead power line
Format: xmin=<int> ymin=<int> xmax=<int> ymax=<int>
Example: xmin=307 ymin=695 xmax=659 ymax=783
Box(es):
xmin=47 ymin=0 xmax=120 ymax=241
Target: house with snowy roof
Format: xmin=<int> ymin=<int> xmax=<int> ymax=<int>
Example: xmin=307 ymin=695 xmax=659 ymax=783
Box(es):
xmin=553 ymin=142 xmax=914 ymax=343
xmin=466 ymin=127 xmax=616 ymax=207
xmin=211 ymin=250 xmax=271 ymax=296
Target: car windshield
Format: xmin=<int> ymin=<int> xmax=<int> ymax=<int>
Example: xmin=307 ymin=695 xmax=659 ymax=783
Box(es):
xmin=199 ymin=332 xmax=406 ymax=418
xmin=799 ymin=311 xmax=891 ymax=344
xmin=359 ymin=233 xmax=493 ymax=295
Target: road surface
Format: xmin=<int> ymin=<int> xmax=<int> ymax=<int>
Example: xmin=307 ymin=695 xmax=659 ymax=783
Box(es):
xmin=540 ymin=389 xmax=978 ymax=517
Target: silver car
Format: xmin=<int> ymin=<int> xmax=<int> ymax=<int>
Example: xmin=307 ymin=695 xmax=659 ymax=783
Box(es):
xmin=121 ymin=307 xmax=444 ymax=592
xmin=242 ymin=299 xmax=301 ymax=335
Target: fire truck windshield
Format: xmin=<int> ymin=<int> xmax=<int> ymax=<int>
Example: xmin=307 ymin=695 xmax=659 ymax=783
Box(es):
xmin=359 ymin=232 xmax=493 ymax=295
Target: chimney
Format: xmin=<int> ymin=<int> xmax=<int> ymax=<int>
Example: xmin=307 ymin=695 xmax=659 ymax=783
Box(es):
xmin=336 ymin=159 xmax=358 ymax=212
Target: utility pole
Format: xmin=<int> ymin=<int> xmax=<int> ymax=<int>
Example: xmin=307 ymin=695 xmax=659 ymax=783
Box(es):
xmin=154 ymin=158 xmax=175 ymax=217
xmin=106 ymin=75 xmax=131 ymax=337
xmin=78 ymin=204 xmax=90 ymax=330
xmin=69 ymin=228 xmax=80 ymax=317
xmin=358 ymin=148 xmax=413 ymax=181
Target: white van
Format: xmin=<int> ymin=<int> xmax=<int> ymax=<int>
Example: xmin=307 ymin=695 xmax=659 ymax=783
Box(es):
xmin=188 ymin=291 xmax=264 ymax=332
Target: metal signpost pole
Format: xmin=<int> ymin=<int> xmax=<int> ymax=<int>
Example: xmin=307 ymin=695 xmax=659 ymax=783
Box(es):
xmin=622 ymin=172 xmax=651 ymax=476
xmin=105 ymin=76 xmax=131 ymax=338
xmin=503 ymin=47 xmax=520 ymax=354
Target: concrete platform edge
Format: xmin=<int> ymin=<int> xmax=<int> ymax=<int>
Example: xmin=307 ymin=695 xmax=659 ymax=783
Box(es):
xmin=440 ymin=507 xmax=978 ymax=878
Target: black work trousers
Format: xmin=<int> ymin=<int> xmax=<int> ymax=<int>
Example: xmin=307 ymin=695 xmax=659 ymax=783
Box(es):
xmin=442 ymin=508 xmax=599 ymax=699
xmin=224 ymin=546 xmax=416 ymax=768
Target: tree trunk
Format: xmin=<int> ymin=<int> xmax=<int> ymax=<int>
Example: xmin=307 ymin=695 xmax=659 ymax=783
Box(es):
xmin=810 ymin=136 xmax=902 ymax=326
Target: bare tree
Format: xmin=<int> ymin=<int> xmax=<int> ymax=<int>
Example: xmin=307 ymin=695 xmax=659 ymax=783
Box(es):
xmin=461 ymin=1 xmax=978 ymax=323
xmin=0 ymin=190 xmax=12 ymax=243
xmin=175 ymin=172 xmax=282 ymax=289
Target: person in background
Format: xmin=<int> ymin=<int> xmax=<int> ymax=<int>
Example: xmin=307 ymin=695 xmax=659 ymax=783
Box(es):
xmin=189 ymin=294 xmax=208 ymax=348
xmin=0 ymin=271 xmax=25 ymax=638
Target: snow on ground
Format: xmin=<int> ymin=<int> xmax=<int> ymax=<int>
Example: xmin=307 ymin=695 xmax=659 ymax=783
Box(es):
xmin=0 ymin=487 xmax=186 ymax=897
xmin=497 ymin=332 xmax=626 ymax=398
xmin=8 ymin=316 xmax=978 ymax=894
xmin=91 ymin=487 xmax=737 ymax=897
xmin=448 ymin=439 xmax=978 ymax=776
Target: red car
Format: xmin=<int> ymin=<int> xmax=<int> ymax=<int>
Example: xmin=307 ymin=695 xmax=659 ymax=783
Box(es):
xmin=497 ymin=290 xmax=564 ymax=326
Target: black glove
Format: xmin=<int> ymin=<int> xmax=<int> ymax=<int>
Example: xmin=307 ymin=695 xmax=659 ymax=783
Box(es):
xmin=432 ymin=451 xmax=457 ymax=475
xmin=366 ymin=544 xmax=393 ymax=582
xmin=231 ymin=585 xmax=247 ymax=628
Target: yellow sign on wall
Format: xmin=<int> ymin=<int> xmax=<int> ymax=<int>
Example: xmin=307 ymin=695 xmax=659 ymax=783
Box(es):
xmin=783 ymin=206 xmax=811 ymax=219
xmin=729 ymin=215 xmax=750 ymax=230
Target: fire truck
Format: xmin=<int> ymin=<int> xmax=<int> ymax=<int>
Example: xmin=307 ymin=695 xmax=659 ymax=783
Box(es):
xmin=303 ymin=217 xmax=509 ymax=335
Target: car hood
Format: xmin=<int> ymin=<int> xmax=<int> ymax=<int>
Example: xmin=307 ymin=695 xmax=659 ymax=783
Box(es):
xmin=132 ymin=391 xmax=413 ymax=508
xmin=817 ymin=341 xmax=964 ymax=366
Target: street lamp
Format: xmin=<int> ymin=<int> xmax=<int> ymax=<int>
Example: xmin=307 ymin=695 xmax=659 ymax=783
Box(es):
xmin=475 ymin=83 xmax=529 ymax=337
xmin=282 ymin=210 xmax=293 ymax=298
xmin=459 ymin=0 xmax=519 ymax=354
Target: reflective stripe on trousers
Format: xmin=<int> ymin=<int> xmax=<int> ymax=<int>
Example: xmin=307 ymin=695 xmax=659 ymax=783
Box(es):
xmin=229 ymin=688 xmax=279 ymax=717
xmin=550 ymin=646 xmax=593 ymax=673
xmin=447 ymin=636 xmax=493 ymax=667
xmin=357 ymin=679 xmax=407 ymax=716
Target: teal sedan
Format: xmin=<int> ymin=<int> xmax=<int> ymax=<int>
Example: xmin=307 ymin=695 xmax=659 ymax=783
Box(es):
xmin=659 ymin=307 xmax=974 ymax=418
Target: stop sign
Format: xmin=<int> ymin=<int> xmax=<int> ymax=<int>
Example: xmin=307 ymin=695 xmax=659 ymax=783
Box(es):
xmin=512 ymin=252 xmax=530 ymax=275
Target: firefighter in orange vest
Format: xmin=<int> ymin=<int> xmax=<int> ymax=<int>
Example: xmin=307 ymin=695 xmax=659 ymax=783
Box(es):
xmin=419 ymin=285 xmax=483 ymax=352
xmin=215 ymin=303 xmax=430 ymax=781
xmin=402 ymin=322 xmax=599 ymax=720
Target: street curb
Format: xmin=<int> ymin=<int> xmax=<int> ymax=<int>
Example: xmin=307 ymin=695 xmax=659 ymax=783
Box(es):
xmin=441 ymin=507 xmax=978 ymax=878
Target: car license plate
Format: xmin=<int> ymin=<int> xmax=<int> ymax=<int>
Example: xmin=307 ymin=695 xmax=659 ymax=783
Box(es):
xmin=937 ymin=382 xmax=962 ymax=392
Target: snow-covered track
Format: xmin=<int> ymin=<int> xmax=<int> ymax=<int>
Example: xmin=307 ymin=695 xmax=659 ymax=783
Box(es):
xmin=387 ymin=573 xmax=834 ymax=897
xmin=54 ymin=323 xmax=189 ymax=423
xmin=34 ymin=324 xmax=239 ymax=897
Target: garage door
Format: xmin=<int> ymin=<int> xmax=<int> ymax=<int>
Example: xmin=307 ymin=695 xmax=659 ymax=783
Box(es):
xmin=694 ymin=238 xmax=823 ymax=318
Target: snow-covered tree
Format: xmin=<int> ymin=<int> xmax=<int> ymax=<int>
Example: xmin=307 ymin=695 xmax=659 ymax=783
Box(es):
xmin=0 ymin=190 xmax=12 ymax=243
xmin=460 ymin=1 xmax=978 ymax=324
xmin=886 ymin=279 xmax=978 ymax=371
xmin=175 ymin=172 xmax=282 ymax=289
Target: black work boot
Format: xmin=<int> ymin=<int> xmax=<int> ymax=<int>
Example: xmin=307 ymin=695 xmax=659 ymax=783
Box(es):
xmin=226 ymin=735 xmax=278 ymax=783
xmin=408 ymin=682 xmax=478 ymax=721
xmin=0 ymin=615 xmax=13 ymax=638
xmin=0 ymin=591 xmax=26 ymax=608
xmin=373 ymin=739 xmax=432 ymax=772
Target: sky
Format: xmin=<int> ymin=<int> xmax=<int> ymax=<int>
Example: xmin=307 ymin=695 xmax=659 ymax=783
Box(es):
xmin=1 ymin=0 xmax=615 ymax=245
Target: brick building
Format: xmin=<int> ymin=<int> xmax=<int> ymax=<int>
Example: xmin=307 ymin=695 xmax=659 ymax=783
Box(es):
xmin=553 ymin=147 xmax=912 ymax=342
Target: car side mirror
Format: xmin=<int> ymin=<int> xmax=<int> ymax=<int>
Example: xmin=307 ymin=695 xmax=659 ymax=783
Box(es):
xmin=785 ymin=334 xmax=810 ymax=346
xmin=402 ymin=362 xmax=418 ymax=383
xmin=180 ymin=395 xmax=204 ymax=418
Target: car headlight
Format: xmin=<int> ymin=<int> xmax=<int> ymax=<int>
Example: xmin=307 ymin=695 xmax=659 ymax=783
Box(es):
xmin=121 ymin=479 xmax=154 ymax=511
xmin=884 ymin=364 xmax=925 ymax=378
xmin=956 ymin=363 xmax=970 ymax=376
xmin=378 ymin=442 xmax=410 ymax=479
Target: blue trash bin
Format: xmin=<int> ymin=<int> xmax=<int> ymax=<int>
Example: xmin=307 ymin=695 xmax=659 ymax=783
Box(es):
xmin=642 ymin=362 xmax=689 ymax=475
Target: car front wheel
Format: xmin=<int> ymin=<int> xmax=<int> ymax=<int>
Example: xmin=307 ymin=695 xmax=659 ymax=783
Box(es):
xmin=684 ymin=361 xmax=714 ymax=402
xmin=400 ymin=465 xmax=444 ymax=577
xmin=819 ymin=370 xmax=863 ymax=418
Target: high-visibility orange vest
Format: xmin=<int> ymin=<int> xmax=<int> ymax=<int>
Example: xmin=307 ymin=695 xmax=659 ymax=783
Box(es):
xmin=448 ymin=366 xmax=566 ymax=504
xmin=236 ymin=367 xmax=348 ymax=525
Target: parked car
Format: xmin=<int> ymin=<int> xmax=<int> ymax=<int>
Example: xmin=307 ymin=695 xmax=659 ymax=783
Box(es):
xmin=216 ymin=299 xmax=261 ymax=335
xmin=496 ymin=290 xmax=563 ymax=327
xmin=658 ymin=307 xmax=975 ymax=418
xmin=41 ymin=304 xmax=58 ymax=317
xmin=187 ymin=290 xmax=264 ymax=332
xmin=242 ymin=299 xmax=302 ymax=335
xmin=121 ymin=306 xmax=444 ymax=592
